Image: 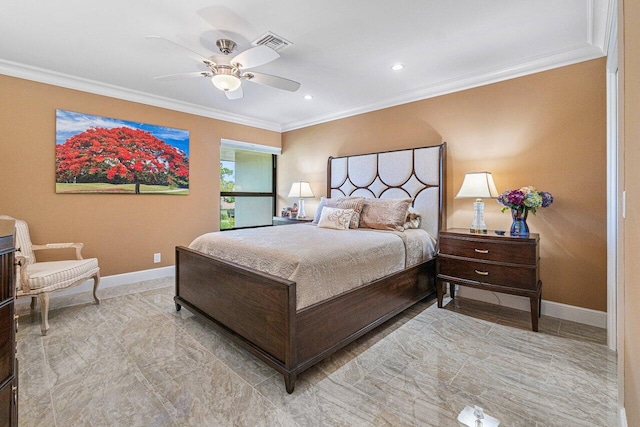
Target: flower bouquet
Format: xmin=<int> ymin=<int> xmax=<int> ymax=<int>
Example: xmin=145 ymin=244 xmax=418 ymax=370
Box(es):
xmin=497 ymin=186 xmax=553 ymax=236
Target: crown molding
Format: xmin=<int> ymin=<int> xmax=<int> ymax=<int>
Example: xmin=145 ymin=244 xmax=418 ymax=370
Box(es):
xmin=0 ymin=59 xmax=282 ymax=132
xmin=0 ymin=30 xmax=608 ymax=135
xmin=590 ymin=0 xmax=616 ymax=54
xmin=281 ymin=43 xmax=605 ymax=132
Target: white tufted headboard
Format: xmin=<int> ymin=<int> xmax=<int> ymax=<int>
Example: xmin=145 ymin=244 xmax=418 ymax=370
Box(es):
xmin=327 ymin=143 xmax=446 ymax=238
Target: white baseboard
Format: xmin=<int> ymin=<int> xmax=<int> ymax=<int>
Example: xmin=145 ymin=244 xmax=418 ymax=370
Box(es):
xmin=620 ymin=408 xmax=627 ymax=427
xmin=47 ymin=265 xmax=175 ymax=298
xmin=455 ymin=287 xmax=607 ymax=328
xmin=20 ymin=265 xmax=607 ymax=329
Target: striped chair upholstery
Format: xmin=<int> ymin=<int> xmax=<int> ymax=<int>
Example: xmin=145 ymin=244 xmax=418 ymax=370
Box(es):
xmin=1 ymin=215 xmax=100 ymax=335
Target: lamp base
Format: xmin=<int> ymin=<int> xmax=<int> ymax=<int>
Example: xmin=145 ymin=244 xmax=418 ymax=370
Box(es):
xmin=469 ymin=228 xmax=488 ymax=234
xmin=297 ymin=198 xmax=307 ymax=219
xmin=470 ymin=199 xmax=487 ymax=234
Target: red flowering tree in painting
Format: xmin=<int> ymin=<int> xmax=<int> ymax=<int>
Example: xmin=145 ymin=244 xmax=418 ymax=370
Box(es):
xmin=56 ymin=127 xmax=189 ymax=193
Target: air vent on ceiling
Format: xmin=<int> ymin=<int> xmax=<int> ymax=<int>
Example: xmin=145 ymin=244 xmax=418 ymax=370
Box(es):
xmin=251 ymin=31 xmax=292 ymax=52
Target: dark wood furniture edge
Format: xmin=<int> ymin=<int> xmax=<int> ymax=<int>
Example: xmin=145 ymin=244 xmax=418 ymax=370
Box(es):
xmin=440 ymin=228 xmax=540 ymax=245
xmin=438 ymin=253 xmax=538 ymax=270
xmin=436 ymin=275 xmax=543 ymax=331
xmin=0 ymin=232 xmax=17 ymax=425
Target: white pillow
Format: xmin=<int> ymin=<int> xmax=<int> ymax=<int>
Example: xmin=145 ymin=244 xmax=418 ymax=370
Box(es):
xmin=313 ymin=197 xmax=329 ymax=223
xmin=317 ymin=206 xmax=355 ymax=230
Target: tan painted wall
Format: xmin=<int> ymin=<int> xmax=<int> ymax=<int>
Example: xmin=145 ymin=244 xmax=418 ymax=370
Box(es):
xmin=0 ymin=75 xmax=280 ymax=276
xmin=622 ymin=0 xmax=640 ymax=421
xmin=281 ymin=58 xmax=607 ymax=311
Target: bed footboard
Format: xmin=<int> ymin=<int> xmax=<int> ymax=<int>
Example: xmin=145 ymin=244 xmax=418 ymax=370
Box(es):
xmin=176 ymin=245 xmax=435 ymax=393
xmin=175 ymin=246 xmax=297 ymax=384
xmin=295 ymin=259 xmax=435 ymax=370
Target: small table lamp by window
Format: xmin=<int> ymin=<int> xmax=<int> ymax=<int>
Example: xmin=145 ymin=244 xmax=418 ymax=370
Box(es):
xmin=288 ymin=181 xmax=314 ymax=219
xmin=455 ymin=172 xmax=500 ymax=234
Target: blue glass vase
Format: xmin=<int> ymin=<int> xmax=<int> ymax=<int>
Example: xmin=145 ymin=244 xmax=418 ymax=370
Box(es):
xmin=510 ymin=208 xmax=529 ymax=237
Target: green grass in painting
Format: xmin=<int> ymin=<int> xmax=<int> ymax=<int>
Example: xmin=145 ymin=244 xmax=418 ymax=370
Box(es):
xmin=56 ymin=183 xmax=189 ymax=194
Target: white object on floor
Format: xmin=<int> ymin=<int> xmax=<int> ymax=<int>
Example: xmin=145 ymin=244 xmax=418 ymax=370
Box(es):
xmin=457 ymin=406 xmax=500 ymax=427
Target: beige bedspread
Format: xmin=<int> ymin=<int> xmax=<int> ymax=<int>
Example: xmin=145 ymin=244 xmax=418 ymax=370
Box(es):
xmin=189 ymin=224 xmax=436 ymax=310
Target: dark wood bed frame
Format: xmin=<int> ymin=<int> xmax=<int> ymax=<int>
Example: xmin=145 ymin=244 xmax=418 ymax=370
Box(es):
xmin=174 ymin=143 xmax=446 ymax=393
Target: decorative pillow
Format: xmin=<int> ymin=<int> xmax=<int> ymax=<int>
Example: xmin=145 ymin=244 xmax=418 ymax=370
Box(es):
xmin=404 ymin=206 xmax=421 ymax=229
xmin=313 ymin=196 xmax=365 ymax=229
xmin=317 ymin=207 xmax=355 ymax=230
xmin=359 ymin=198 xmax=413 ymax=232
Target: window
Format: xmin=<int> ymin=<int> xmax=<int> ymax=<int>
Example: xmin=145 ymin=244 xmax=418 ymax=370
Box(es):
xmin=220 ymin=139 xmax=279 ymax=230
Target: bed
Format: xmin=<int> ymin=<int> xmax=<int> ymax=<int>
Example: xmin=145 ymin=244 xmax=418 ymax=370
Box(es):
xmin=174 ymin=143 xmax=446 ymax=393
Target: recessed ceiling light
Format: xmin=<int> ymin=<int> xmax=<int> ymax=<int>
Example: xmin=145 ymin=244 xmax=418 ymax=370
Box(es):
xmin=391 ymin=64 xmax=404 ymax=71
xmin=304 ymin=94 xmax=313 ymax=100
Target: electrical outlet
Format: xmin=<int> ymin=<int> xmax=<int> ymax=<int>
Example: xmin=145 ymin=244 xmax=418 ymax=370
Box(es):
xmin=154 ymin=253 xmax=161 ymax=263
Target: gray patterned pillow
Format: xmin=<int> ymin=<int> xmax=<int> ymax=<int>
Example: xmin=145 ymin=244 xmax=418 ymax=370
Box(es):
xmin=359 ymin=198 xmax=413 ymax=232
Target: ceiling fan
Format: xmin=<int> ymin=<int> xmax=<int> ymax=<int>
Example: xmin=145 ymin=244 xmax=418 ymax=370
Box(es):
xmin=146 ymin=36 xmax=300 ymax=100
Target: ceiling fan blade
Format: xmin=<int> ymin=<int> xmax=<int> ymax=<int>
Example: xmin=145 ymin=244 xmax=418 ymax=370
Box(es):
xmin=245 ymin=72 xmax=300 ymax=92
xmin=225 ymin=85 xmax=244 ymax=100
xmin=146 ymin=36 xmax=214 ymax=66
xmin=154 ymin=71 xmax=211 ymax=81
xmin=231 ymin=45 xmax=279 ymax=69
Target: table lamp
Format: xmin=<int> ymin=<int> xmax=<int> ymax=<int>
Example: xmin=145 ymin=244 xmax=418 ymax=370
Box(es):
xmin=455 ymin=172 xmax=500 ymax=233
xmin=288 ymin=181 xmax=314 ymax=219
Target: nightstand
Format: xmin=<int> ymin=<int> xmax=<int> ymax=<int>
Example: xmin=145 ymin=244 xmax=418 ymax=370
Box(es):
xmin=272 ymin=216 xmax=314 ymax=226
xmin=436 ymin=228 xmax=542 ymax=331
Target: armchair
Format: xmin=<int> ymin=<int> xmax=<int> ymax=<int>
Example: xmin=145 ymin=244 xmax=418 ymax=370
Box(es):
xmin=0 ymin=215 xmax=100 ymax=335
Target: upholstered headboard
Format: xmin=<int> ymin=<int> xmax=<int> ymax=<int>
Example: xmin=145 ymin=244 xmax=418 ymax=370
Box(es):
xmin=327 ymin=143 xmax=446 ymax=237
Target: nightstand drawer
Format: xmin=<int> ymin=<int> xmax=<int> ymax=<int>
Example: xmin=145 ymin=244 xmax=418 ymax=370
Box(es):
xmin=438 ymin=256 xmax=538 ymax=290
xmin=439 ymin=235 xmax=536 ymax=265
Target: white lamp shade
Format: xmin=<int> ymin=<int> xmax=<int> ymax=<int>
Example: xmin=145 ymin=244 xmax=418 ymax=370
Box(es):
xmin=455 ymin=172 xmax=500 ymax=199
xmin=288 ymin=181 xmax=314 ymax=198
xmin=212 ymin=74 xmax=242 ymax=92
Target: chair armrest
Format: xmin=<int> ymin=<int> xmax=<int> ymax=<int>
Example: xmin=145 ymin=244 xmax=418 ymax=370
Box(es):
xmin=32 ymin=242 xmax=85 ymax=259
xmin=14 ymin=254 xmax=31 ymax=293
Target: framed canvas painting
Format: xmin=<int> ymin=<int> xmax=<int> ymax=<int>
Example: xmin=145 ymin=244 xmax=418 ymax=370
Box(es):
xmin=55 ymin=110 xmax=190 ymax=194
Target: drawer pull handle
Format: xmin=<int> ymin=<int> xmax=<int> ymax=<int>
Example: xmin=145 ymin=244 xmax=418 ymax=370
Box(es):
xmin=474 ymin=249 xmax=489 ymax=254
xmin=474 ymin=270 xmax=489 ymax=276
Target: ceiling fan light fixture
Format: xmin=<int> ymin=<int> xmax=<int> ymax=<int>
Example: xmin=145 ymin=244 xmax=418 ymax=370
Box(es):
xmin=304 ymin=94 xmax=313 ymax=100
xmin=148 ymin=36 xmax=299 ymax=99
xmin=212 ymin=74 xmax=242 ymax=91
xmin=391 ymin=63 xmax=404 ymax=71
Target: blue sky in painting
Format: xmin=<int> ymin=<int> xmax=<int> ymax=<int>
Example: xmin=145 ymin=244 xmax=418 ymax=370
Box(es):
xmin=56 ymin=110 xmax=190 ymax=157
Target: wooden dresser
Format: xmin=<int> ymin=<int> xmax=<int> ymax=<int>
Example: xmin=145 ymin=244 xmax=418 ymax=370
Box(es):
xmin=436 ymin=228 xmax=542 ymax=331
xmin=0 ymin=221 xmax=17 ymax=427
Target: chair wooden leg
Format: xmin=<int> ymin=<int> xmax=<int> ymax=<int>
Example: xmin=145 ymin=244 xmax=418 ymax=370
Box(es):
xmin=38 ymin=293 xmax=50 ymax=336
xmin=30 ymin=296 xmax=37 ymax=310
xmin=92 ymin=273 xmax=101 ymax=305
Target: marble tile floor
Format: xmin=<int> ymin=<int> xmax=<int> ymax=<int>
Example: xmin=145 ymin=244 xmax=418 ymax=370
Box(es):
xmin=15 ymin=277 xmax=617 ymax=426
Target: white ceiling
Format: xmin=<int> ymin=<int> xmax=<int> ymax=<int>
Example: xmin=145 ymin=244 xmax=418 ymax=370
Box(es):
xmin=0 ymin=0 xmax=613 ymax=132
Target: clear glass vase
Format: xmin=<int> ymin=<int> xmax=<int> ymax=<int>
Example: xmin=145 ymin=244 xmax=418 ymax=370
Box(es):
xmin=510 ymin=208 xmax=529 ymax=237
